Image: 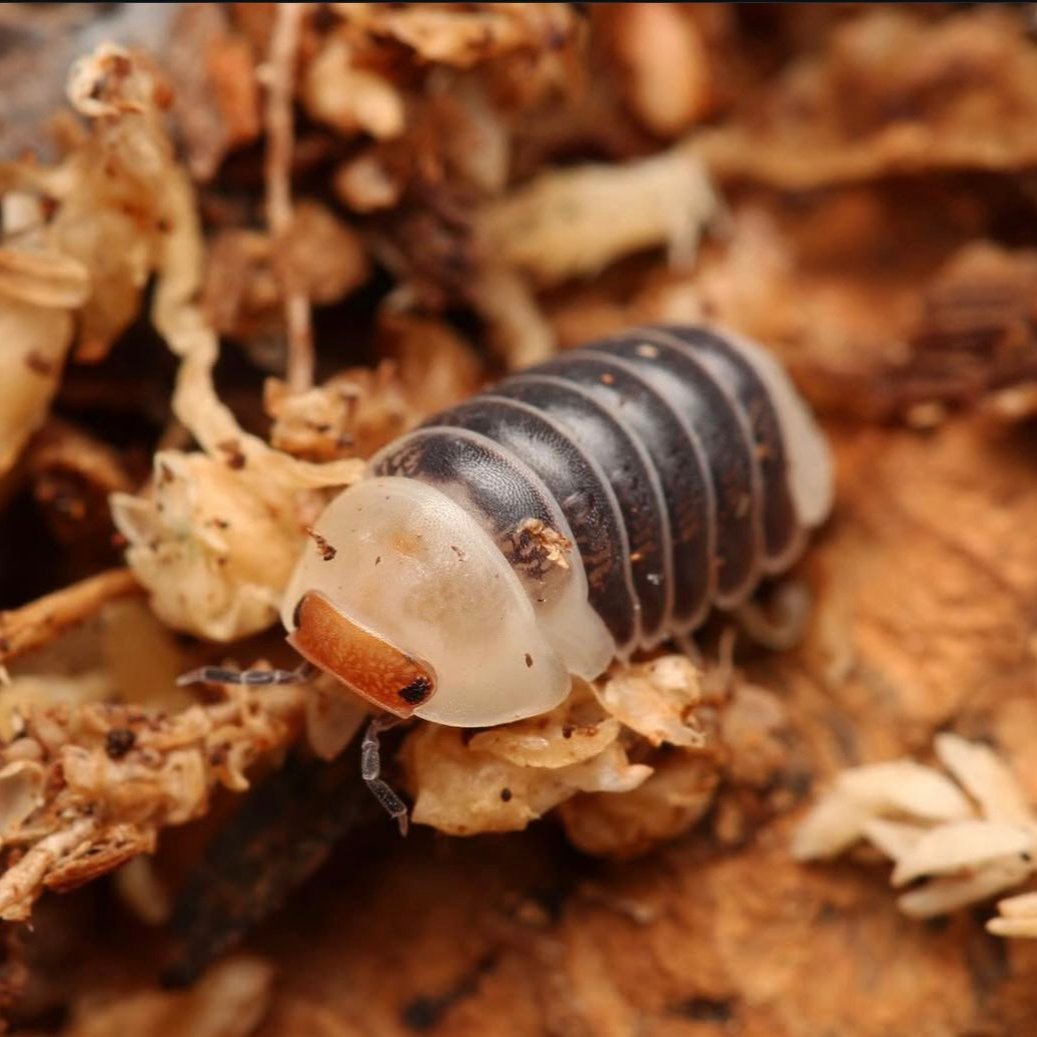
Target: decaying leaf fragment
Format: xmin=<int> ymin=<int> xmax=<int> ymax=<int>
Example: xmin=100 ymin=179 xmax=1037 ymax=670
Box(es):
xmin=699 ymin=7 xmax=1037 ymax=189
xmin=0 ymin=238 xmax=89 ymax=476
xmin=333 ymin=3 xmax=579 ymax=70
xmin=110 ymin=451 xmax=307 ymax=641
xmin=402 ymin=685 xmax=652 ymax=835
xmin=0 ymin=679 xmax=307 ymax=922
xmin=593 ymin=655 xmax=706 ymax=749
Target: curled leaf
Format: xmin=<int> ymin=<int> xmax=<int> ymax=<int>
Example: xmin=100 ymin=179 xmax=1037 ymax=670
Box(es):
xmin=593 ymin=655 xmax=706 ymax=748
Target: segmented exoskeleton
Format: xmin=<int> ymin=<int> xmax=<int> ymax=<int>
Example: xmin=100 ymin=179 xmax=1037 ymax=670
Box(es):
xmin=275 ymin=324 xmax=831 ymax=729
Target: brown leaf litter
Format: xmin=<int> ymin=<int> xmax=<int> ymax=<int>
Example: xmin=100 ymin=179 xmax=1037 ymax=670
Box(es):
xmin=4 ymin=4 xmax=1037 ymax=1035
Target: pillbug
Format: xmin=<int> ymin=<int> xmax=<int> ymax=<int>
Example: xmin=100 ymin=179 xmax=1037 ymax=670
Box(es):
xmin=182 ymin=324 xmax=832 ymax=824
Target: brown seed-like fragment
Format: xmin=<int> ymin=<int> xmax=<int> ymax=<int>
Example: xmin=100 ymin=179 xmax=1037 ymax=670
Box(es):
xmin=305 ymin=526 xmax=337 ymax=561
xmin=104 ymin=727 xmax=136 ymax=759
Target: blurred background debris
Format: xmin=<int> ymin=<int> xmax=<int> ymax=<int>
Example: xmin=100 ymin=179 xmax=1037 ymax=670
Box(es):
xmin=2 ymin=4 xmax=1037 ymax=1035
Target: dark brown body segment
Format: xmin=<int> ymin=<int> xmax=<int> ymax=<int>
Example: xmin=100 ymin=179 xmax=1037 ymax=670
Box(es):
xmin=537 ymin=350 xmax=716 ymax=630
xmin=426 ymin=395 xmax=639 ymax=648
xmin=494 ymin=374 xmax=672 ymax=644
xmin=373 ymin=426 xmax=571 ymax=582
xmin=387 ymin=325 xmax=809 ymax=651
xmin=658 ymin=325 xmax=803 ymax=569
xmin=599 ymin=330 xmax=762 ymax=606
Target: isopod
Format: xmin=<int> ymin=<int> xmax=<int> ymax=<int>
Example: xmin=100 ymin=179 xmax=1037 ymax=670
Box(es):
xmin=182 ymin=324 xmax=832 ymax=824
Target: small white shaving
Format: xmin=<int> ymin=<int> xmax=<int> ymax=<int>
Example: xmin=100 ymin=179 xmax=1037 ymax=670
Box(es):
xmin=836 ymin=760 xmax=975 ymax=822
xmin=860 ymin=817 xmax=927 ymax=862
xmin=794 ymin=737 xmax=1037 ymax=935
xmin=934 ymin=733 xmax=1034 ymax=825
xmin=890 ymin=820 xmax=1034 ymax=887
xmin=899 ymin=855 xmax=1034 ymax=919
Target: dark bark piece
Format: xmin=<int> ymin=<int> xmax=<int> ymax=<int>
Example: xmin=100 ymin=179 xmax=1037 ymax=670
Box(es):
xmin=162 ymin=737 xmax=389 ymax=988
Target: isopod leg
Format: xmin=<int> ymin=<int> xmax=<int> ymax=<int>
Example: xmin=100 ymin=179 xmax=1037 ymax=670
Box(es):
xmin=176 ymin=661 xmax=317 ymax=687
xmin=361 ymin=714 xmax=410 ymax=835
xmin=733 ymin=580 xmax=811 ymax=652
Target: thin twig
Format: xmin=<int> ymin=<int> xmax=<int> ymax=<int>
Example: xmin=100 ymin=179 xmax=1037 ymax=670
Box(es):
xmin=0 ymin=568 xmax=142 ymax=667
xmin=264 ymin=2 xmax=314 ymax=392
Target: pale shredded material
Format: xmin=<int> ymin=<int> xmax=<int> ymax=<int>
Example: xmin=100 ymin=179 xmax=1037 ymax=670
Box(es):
xmin=403 ymin=656 xmax=726 ymax=837
xmin=0 ymin=254 xmax=85 ymax=475
xmin=593 ymin=655 xmax=706 ymax=748
xmin=0 ymin=681 xmax=306 ymax=921
xmin=111 ymin=451 xmax=307 ymax=640
xmin=0 ymin=760 xmax=46 ymax=844
xmin=477 ymin=142 xmax=719 ymax=287
xmin=0 ymin=44 xmax=369 ymax=641
xmin=265 ymin=357 xmax=434 ymax=463
xmin=559 ymin=751 xmax=720 ymax=860
xmin=989 ymin=890 xmax=1037 ymax=939
xmin=0 ymin=42 xmax=170 ymax=475
xmin=794 ymin=734 xmax=1037 ymax=930
xmin=403 ymin=683 xmax=653 ymax=835
xmin=42 ymin=44 xmax=370 ymax=640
